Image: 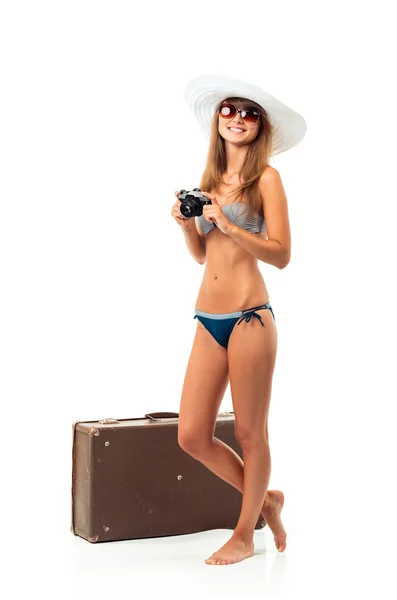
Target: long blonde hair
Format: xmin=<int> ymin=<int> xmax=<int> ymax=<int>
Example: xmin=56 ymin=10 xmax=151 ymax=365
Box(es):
xmin=199 ymin=96 xmax=275 ymax=220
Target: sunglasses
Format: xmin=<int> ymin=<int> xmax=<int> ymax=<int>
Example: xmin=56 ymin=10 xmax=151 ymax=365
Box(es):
xmin=218 ymin=102 xmax=261 ymax=124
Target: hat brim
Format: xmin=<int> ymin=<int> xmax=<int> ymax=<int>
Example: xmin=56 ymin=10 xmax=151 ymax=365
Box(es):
xmin=184 ymin=74 xmax=306 ymax=156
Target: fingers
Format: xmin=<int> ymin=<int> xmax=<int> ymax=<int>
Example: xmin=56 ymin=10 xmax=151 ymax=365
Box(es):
xmin=171 ymin=204 xmax=185 ymax=215
xmin=170 ymin=197 xmax=187 ymax=223
xmin=172 ymin=190 xmax=192 ymax=228
xmin=171 ymin=207 xmax=185 ymax=218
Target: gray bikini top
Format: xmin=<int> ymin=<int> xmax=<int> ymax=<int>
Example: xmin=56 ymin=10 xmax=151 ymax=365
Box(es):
xmin=196 ymin=201 xmax=267 ymax=236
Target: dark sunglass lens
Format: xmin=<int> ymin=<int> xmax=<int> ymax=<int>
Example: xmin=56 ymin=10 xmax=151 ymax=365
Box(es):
xmin=219 ymin=103 xmax=237 ymax=118
xmin=241 ymin=108 xmax=260 ymax=123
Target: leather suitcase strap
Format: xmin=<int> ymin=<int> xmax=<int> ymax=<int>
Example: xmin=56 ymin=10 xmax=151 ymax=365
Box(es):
xmin=145 ymin=412 xmax=179 ymax=421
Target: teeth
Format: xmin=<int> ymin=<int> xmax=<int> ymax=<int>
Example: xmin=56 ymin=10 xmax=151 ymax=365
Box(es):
xmin=229 ymin=127 xmax=245 ymax=133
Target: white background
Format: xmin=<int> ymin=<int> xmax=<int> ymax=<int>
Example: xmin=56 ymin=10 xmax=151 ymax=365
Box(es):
xmin=1 ymin=0 xmax=396 ymax=597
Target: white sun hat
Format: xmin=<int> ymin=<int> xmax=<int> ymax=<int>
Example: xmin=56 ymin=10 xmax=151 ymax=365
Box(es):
xmin=184 ymin=74 xmax=307 ymax=156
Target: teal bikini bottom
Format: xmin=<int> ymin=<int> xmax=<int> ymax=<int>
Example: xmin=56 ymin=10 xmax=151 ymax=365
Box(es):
xmin=193 ymin=301 xmax=275 ymax=349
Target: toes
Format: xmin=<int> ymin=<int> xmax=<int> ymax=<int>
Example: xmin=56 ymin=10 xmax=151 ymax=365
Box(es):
xmin=205 ymin=557 xmax=230 ymax=565
xmin=205 ymin=555 xmax=221 ymax=565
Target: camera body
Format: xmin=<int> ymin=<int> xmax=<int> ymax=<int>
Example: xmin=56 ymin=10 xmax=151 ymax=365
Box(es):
xmin=178 ymin=188 xmax=211 ymax=218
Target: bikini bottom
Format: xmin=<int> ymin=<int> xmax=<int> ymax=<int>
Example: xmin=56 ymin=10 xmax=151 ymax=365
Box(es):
xmin=193 ymin=301 xmax=275 ymax=349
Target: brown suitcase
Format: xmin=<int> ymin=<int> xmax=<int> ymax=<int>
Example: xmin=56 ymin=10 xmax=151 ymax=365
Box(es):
xmin=71 ymin=411 xmax=266 ymax=543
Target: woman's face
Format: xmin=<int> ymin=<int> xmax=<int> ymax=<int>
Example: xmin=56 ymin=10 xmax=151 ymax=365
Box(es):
xmin=218 ymin=97 xmax=262 ymax=145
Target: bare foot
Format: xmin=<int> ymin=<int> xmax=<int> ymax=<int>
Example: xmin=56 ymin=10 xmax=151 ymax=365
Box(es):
xmin=205 ymin=534 xmax=254 ymax=565
xmin=261 ymin=490 xmax=287 ymax=552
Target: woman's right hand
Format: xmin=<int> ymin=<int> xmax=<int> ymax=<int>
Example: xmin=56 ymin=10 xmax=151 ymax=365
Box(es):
xmin=171 ymin=190 xmax=196 ymax=231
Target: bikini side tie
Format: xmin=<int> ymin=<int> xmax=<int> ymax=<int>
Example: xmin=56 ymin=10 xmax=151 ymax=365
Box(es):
xmin=237 ymin=310 xmax=265 ymax=327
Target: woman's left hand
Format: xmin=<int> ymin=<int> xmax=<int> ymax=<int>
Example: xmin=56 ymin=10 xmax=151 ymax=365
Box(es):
xmin=201 ymin=192 xmax=234 ymax=235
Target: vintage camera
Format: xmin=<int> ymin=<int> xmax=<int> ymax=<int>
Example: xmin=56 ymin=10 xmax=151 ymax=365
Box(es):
xmin=178 ymin=188 xmax=211 ymax=218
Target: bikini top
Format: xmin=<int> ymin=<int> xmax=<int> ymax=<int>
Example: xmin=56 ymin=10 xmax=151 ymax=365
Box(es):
xmin=196 ymin=201 xmax=267 ymax=236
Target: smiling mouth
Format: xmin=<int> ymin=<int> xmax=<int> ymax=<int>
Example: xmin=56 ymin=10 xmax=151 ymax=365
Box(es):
xmin=228 ymin=127 xmax=246 ymax=134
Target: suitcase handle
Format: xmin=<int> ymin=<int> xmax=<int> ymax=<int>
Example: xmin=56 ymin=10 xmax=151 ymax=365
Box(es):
xmin=145 ymin=412 xmax=179 ymax=421
xmin=144 ymin=411 xmax=234 ymax=422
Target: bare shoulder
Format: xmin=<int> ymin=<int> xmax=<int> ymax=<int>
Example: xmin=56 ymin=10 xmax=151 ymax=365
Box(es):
xmin=259 ymin=165 xmax=281 ymax=187
xmin=258 ymin=166 xmax=286 ymax=206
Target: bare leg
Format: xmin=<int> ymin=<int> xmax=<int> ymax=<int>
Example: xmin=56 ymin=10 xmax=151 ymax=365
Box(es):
xmin=179 ymin=316 xmax=285 ymax=566
xmin=191 ymin=437 xmax=286 ymax=551
xmin=204 ymin=308 xmax=285 ymax=565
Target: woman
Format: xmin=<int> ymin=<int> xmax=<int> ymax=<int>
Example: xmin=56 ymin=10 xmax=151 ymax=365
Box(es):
xmin=171 ymin=75 xmax=306 ymax=565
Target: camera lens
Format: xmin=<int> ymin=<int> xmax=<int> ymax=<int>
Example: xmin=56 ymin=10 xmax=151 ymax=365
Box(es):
xmin=180 ymin=202 xmax=194 ymax=218
xmin=180 ymin=195 xmax=203 ymax=218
